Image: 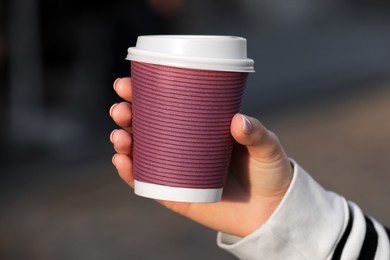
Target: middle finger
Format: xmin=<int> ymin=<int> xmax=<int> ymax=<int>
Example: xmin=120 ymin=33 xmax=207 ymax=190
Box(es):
xmin=111 ymin=129 xmax=132 ymax=155
xmin=110 ymin=102 xmax=132 ymax=130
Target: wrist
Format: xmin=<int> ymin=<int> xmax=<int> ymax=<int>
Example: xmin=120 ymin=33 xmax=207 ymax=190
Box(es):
xmin=237 ymin=159 xmax=294 ymax=237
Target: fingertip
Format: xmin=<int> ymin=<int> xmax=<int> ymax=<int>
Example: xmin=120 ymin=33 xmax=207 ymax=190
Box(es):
xmin=231 ymin=113 xmax=269 ymax=146
xmin=231 ymin=113 xmax=253 ymax=143
xmin=112 ymin=153 xmax=134 ymax=188
xmin=112 ymin=129 xmax=132 ymax=154
xmin=231 ymin=114 xmax=285 ymax=160
xmin=114 ymin=77 xmax=133 ymax=102
xmin=111 ymin=102 xmax=132 ymax=128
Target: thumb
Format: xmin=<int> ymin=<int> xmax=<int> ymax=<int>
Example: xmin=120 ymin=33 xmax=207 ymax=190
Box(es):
xmin=230 ymin=114 xmax=293 ymax=197
xmin=230 ymin=113 xmax=284 ymax=162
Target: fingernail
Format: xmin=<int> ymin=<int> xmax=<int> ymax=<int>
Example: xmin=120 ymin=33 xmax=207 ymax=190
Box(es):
xmin=113 ymin=78 xmax=121 ymax=90
xmin=110 ymin=129 xmax=117 ymax=143
xmin=109 ymin=103 xmax=118 ymax=117
xmin=112 ymin=154 xmax=117 ymax=165
xmin=241 ymin=114 xmax=252 ymax=134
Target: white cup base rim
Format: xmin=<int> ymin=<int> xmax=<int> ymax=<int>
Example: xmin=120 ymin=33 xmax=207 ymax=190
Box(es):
xmin=134 ymin=180 xmax=223 ymax=203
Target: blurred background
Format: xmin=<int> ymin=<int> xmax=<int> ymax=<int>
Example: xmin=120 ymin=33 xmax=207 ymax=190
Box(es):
xmin=1 ymin=0 xmax=390 ymax=259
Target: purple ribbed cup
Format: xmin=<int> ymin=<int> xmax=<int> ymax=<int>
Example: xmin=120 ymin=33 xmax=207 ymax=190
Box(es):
xmin=126 ymin=35 xmax=254 ymax=203
xmin=131 ymin=62 xmax=248 ymax=202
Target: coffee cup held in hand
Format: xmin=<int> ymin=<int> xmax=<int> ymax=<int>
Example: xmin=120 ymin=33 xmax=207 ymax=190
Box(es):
xmin=126 ymin=35 xmax=254 ymax=203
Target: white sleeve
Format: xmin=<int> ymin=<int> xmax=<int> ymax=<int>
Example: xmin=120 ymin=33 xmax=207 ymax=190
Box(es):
xmin=217 ymin=160 xmax=390 ymax=260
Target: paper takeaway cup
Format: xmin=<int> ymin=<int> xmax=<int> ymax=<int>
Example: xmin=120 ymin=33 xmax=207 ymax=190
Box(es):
xmin=126 ymin=35 xmax=254 ymax=203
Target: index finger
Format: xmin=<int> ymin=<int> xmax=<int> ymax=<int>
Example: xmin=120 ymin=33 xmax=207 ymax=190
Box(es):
xmin=114 ymin=77 xmax=133 ymax=102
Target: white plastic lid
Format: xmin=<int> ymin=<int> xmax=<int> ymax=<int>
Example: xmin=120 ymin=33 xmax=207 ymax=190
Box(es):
xmin=126 ymin=35 xmax=255 ymax=72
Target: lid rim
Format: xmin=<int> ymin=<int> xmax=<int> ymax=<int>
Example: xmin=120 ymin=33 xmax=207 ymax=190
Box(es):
xmin=126 ymin=48 xmax=255 ymax=73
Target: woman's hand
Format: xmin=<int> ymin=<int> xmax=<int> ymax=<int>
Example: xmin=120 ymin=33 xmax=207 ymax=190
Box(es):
xmin=110 ymin=77 xmax=293 ymax=237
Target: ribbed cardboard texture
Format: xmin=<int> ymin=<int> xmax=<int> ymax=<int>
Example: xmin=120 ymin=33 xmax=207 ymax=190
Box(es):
xmin=131 ymin=61 xmax=248 ymax=189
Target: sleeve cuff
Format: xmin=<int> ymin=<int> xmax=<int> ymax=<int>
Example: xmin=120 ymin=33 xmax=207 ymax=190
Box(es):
xmin=217 ymin=160 xmax=349 ymax=260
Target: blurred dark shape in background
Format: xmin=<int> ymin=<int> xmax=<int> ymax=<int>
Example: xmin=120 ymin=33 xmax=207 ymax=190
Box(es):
xmin=148 ymin=0 xmax=184 ymax=17
xmin=1 ymin=0 xmax=181 ymax=171
xmin=0 ymin=0 xmax=390 ymax=259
